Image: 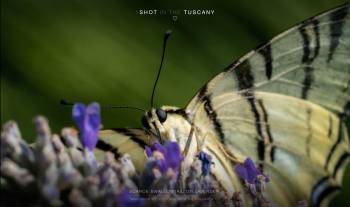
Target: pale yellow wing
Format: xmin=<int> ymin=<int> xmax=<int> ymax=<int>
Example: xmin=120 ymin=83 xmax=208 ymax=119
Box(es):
xmin=185 ymin=4 xmax=350 ymax=207
xmin=187 ymin=4 xmax=350 ymax=115
xmin=192 ymin=91 xmax=349 ymax=206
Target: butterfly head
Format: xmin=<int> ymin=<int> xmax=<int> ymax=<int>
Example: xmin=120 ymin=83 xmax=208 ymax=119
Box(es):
xmin=141 ymin=108 xmax=167 ymax=135
xmin=141 ymin=106 xmax=200 ymax=177
xmin=141 ymin=106 xmax=192 ymax=147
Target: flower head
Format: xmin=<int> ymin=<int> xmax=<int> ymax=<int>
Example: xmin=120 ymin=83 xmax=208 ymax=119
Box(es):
xmin=145 ymin=141 xmax=183 ymax=174
xmin=234 ymin=157 xmax=269 ymax=185
xmin=164 ymin=142 xmax=183 ymax=171
xmin=145 ymin=142 xmax=166 ymax=157
xmin=197 ymin=151 xmax=212 ymax=176
xmin=72 ymin=103 xmax=101 ymax=152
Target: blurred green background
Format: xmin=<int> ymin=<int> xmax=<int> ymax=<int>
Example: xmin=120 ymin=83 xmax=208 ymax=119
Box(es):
xmin=1 ymin=0 xmax=349 ymax=205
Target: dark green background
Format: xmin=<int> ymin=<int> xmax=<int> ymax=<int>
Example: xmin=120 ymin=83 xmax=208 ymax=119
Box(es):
xmin=1 ymin=0 xmax=349 ymax=205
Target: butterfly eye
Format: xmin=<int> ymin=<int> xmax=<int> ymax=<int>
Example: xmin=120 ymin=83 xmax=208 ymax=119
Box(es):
xmin=156 ymin=108 xmax=167 ymax=123
xmin=141 ymin=116 xmax=150 ymax=129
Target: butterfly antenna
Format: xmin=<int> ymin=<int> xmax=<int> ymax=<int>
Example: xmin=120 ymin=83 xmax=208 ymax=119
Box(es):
xmin=150 ymin=30 xmax=172 ymax=107
xmin=60 ymin=99 xmax=145 ymax=112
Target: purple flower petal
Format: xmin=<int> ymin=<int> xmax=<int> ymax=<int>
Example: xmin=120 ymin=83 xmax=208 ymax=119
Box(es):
xmin=156 ymin=159 xmax=167 ymax=173
xmin=164 ymin=142 xmax=183 ymax=171
xmin=151 ymin=142 xmax=166 ymax=155
xmin=234 ymin=157 xmax=264 ymax=184
xmin=72 ymin=103 xmax=85 ymax=129
xmin=144 ymin=141 xmax=183 ymax=174
xmin=234 ymin=164 xmax=249 ymax=182
xmin=85 ymin=103 xmax=100 ymax=131
xmin=198 ymin=151 xmax=212 ymax=176
xmin=244 ymin=158 xmax=259 ymax=184
xmin=145 ymin=146 xmax=152 ymax=157
xmin=72 ymin=102 xmax=101 ymax=152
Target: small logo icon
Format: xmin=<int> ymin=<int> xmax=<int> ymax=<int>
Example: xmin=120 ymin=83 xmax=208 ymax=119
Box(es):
xmin=172 ymin=16 xmax=178 ymax=22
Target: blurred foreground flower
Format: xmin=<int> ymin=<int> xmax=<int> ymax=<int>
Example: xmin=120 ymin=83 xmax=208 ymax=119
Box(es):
xmin=0 ymin=102 xmax=273 ymax=206
xmin=72 ymin=102 xmax=100 ymax=152
xmin=234 ymin=157 xmax=270 ymax=206
xmin=234 ymin=158 xmax=269 ymax=187
xmin=0 ymin=116 xmax=139 ymax=206
xmin=197 ymin=151 xmax=213 ymax=176
xmin=145 ymin=141 xmax=183 ymax=174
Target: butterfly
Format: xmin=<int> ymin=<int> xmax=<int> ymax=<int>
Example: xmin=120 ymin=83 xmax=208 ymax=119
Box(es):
xmin=95 ymin=4 xmax=350 ymax=207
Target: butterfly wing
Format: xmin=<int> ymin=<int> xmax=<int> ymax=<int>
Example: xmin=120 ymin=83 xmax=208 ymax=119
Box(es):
xmin=187 ymin=4 xmax=350 ymax=115
xmin=186 ymin=4 xmax=350 ymax=207
xmin=95 ymin=128 xmax=154 ymax=171
xmin=191 ymin=91 xmax=349 ymax=206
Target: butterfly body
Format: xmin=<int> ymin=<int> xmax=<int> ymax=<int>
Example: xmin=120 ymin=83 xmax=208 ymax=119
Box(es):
xmin=97 ymin=3 xmax=350 ymax=207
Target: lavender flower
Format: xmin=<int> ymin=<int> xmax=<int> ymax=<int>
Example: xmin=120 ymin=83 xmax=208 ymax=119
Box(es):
xmin=234 ymin=157 xmax=268 ymax=185
xmin=1 ymin=115 xmax=143 ymax=206
xmin=1 ymin=159 xmax=34 ymax=186
xmin=234 ymin=157 xmax=270 ymax=199
xmin=145 ymin=141 xmax=183 ymax=174
xmin=72 ymin=103 xmax=101 ymax=152
xmin=164 ymin=142 xmax=183 ymax=172
xmin=1 ymin=107 xmax=276 ymax=206
xmin=197 ymin=151 xmax=212 ymax=176
xmin=145 ymin=142 xmax=166 ymax=156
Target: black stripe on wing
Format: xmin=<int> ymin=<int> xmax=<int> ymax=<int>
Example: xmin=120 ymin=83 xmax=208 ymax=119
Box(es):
xmin=328 ymin=4 xmax=349 ymax=62
xmin=110 ymin=128 xmax=148 ymax=149
xmin=257 ymin=99 xmax=275 ymax=162
xmin=96 ymin=139 xmax=121 ymax=159
xmin=96 ymin=128 xmax=149 ymax=158
xmin=324 ymin=117 xmax=347 ymax=170
xmin=257 ymin=44 xmax=273 ymax=80
xmin=311 ymin=176 xmax=341 ymax=207
xmin=233 ymin=60 xmax=264 ymax=163
xmin=203 ymin=95 xmax=226 ymax=144
xmin=233 ymin=60 xmax=276 ymax=169
xmin=299 ymin=19 xmax=320 ymax=99
xmin=332 ymin=152 xmax=350 ymax=178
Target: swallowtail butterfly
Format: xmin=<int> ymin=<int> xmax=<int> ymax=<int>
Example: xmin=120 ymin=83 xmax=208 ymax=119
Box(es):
xmin=96 ymin=4 xmax=350 ymax=206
